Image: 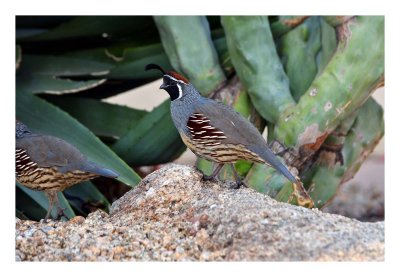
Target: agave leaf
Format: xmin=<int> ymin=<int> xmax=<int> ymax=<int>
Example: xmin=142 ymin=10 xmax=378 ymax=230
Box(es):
xmin=66 ymin=38 xmax=229 ymax=81
xmin=60 ymin=43 xmax=171 ymax=80
xmin=112 ymin=100 xmax=186 ymax=166
xmin=62 ymin=47 xmax=118 ymax=64
xmin=77 ymin=80 xmax=156 ymax=100
xmin=17 ymin=74 xmax=107 ymax=94
xmin=16 ymin=16 xmax=74 ymax=29
xmin=16 ymin=89 xmax=141 ymax=187
xmin=69 ymin=35 xmax=231 ymax=98
xmin=16 ymin=53 xmax=114 ymax=95
xmin=17 ymin=16 xmax=158 ymax=42
xmin=18 ymin=54 xmax=114 ymax=77
xmin=108 ymin=52 xmax=171 ymax=79
xmin=44 ymin=95 xmax=148 ymax=138
xmin=16 ymin=182 xmax=75 ymax=219
xmin=16 ymin=186 xmax=47 ymax=220
xmin=16 ymin=28 xmax=49 ymax=39
xmin=63 ymin=181 xmax=110 ymax=215
xmin=16 ymin=45 xmax=21 ymax=70
xmin=15 ymin=15 xmax=72 ymax=40
xmin=16 ymin=209 xmax=30 ymax=220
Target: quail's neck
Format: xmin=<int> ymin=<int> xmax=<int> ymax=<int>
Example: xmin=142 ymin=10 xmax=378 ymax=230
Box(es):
xmin=171 ymin=86 xmax=202 ymax=107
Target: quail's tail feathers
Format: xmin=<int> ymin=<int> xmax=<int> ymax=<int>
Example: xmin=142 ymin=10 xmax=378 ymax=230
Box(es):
xmin=82 ymin=161 xmax=119 ymax=179
xmin=249 ymin=145 xmax=297 ymax=184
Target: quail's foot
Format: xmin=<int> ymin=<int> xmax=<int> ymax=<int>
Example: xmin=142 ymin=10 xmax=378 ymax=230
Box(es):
xmin=230 ymin=179 xmax=248 ymax=189
xmin=202 ymin=174 xmax=219 ymax=183
xmin=201 ymin=163 xmax=224 ymax=183
xmin=56 ymin=207 xmax=68 ymax=220
xmin=229 ymin=164 xmax=247 ymax=189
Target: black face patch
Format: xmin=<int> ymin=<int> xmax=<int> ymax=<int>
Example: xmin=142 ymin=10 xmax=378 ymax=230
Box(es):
xmin=162 ymin=75 xmax=177 ymax=87
xmin=161 ymin=75 xmax=183 ymax=101
xmin=163 ymin=84 xmax=181 ymax=101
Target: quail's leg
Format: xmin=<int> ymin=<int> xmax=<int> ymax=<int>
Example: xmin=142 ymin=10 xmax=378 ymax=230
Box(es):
xmin=44 ymin=191 xmax=68 ymax=220
xmin=202 ymin=163 xmax=224 ymax=182
xmin=54 ymin=194 xmax=68 ymax=220
xmin=44 ymin=191 xmax=57 ymax=220
xmin=229 ymin=164 xmax=248 ymax=189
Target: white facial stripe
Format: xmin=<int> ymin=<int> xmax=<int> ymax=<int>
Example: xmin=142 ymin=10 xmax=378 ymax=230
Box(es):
xmin=177 ymin=83 xmax=183 ymax=99
xmin=165 ymin=75 xmax=187 ymax=85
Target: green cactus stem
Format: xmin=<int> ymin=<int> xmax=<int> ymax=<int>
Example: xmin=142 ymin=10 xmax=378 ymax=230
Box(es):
xmin=154 ymin=16 xmax=226 ymax=96
xmin=270 ymin=16 xmax=310 ymax=38
xmin=278 ymin=16 xmax=322 ymax=101
xmin=221 ymin=16 xmax=295 ymax=124
xmin=323 ymin=16 xmax=355 ymax=27
xmin=308 ymin=98 xmax=384 ymax=208
xmin=274 ymin=16 xmax=384 ymax=160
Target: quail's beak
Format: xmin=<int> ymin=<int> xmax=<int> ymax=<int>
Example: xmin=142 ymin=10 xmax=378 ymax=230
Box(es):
xmin=159 ymin=83 xmax=167 ymax=90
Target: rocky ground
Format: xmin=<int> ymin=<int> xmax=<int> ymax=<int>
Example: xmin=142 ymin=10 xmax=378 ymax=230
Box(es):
xmin=15 ymin=164 xmax=384 ymax=261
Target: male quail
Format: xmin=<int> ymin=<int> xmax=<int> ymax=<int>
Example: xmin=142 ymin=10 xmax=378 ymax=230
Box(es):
xmin=16 ymin=121 xmax=119 ymax=219
xmin=145 ymin=64 xmax=313 ymax=207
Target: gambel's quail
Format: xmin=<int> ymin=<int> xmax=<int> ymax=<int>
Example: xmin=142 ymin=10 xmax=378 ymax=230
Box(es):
xmin=145 ymin=64 xmax=313 ymax=207
xmin=16 ymin=121 xmax=119 ymax=219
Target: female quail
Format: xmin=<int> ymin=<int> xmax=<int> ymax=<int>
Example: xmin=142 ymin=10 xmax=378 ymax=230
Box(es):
xmin=16 ymin=121 xmax=119 ymax=219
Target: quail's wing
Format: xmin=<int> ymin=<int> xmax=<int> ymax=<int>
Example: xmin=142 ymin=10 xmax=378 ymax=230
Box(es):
xmin=194 ymin=99 xmax=298 ymax=183
xmin=190 ymin=98 xmax=268 ymax=147
xmin=17 ymin=135 xmax=82 ymax=168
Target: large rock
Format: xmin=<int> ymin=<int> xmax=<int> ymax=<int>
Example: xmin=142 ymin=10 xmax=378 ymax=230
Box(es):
xmin=15 ymin=164 xmax=384 ymax=261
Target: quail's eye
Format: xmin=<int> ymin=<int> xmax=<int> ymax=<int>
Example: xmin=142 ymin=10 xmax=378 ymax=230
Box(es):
xmin=163 ymin=77 xmax=174 ymax=86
